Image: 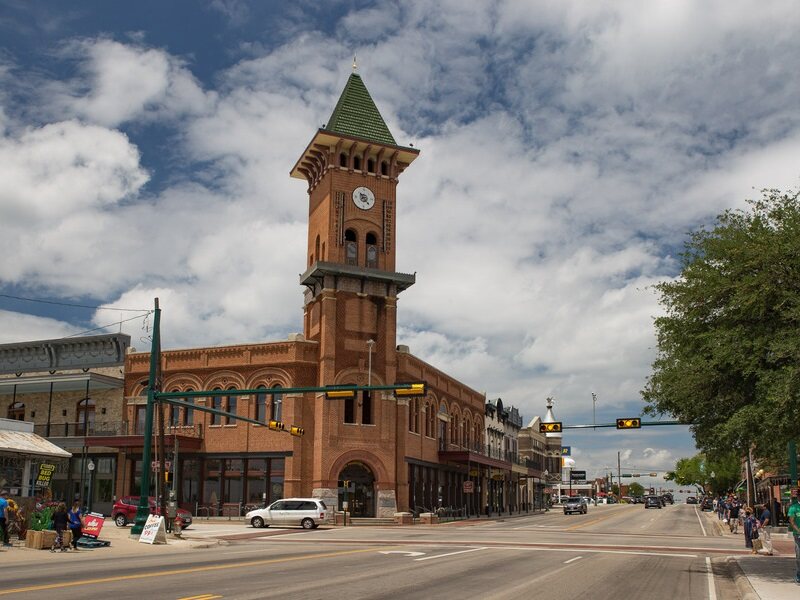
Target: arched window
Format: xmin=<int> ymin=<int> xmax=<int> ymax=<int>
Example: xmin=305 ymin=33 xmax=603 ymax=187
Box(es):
xmin=344 ymin=389 xmax=355 ymax=424
xmin=367 ymin=158 xmax=375 ymax=173
xmin=362 ymin=390 xmax=372 ymax=425
xmin=408 ymin=399 xmax=415 ymax=432
xmin=451 ymin=414 xmax=459 ymax=444
xmin=7 ymin=402 xmax=24 ymax=421
xmin=345 ymin=229 xmax=358 ymax=266
xmin=381 ymin=161 xmax=388 ymax=176
xmin=424 ymin=402 xmax=432 ymax=437
xmin=339 ymin=153 xmax=347 ymax=167
xmin=77 ymin=398 xmax=95 ymax=435
xmin=366 ymin=232 xmax=378 ymax=268
xmin=314 ymin=235 xmax=320 ymax=265
xmin=211 ymin=389 xmax=223 ymax=425
xmin=321 ymin=242 xmax=326 ymax=260
xmin=183 ymin=389 xmax=194 ymax=426
xmin=270 ymin=385 xmax=283 ymax=422
xmin=169 ymin=389 xmax=180 ymax=427
xmin=353 ymin=155 xmax=361 ymax=170
xmin=255 ymin=386 xmax=267 ymax=422
xmin=225 ymin=386 xmax=237 ymax=425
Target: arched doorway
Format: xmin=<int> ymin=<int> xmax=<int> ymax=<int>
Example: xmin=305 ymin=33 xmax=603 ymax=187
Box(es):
xmin=338 ymin=462 xmax=375 ymax=517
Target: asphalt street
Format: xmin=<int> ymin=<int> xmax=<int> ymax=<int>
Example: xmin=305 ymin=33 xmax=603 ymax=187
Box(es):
xmin=0 ymin=503 xmax=748 ymax=599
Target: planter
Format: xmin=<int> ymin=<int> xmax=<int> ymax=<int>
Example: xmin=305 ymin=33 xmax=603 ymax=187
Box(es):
xmin=25 ymin=530 xmax=71 ymax=550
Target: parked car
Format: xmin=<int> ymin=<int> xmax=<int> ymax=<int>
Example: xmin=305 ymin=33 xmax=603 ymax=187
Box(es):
xmin=701 ymin=497 xmax=714 ymax=511
xmin=246 ymin=498 xmax=329 ymax=529
xmin=644 ymin=495 xmax=662 ymax=509
xmin=686 ymin=496 xmax=698 ymax=504
xmin=563 ymin=496 xmax=588 ymax=515
xmin=112 ymin=496 xmax=193 ymax=528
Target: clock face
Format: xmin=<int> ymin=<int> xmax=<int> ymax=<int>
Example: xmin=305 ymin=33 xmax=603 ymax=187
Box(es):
xmin=352 ymin=186 xmax=375 ymax=210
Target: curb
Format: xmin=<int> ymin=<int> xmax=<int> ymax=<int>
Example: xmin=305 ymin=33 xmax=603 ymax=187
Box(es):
xmin=726 ymin=557 xmax=761 ymax=600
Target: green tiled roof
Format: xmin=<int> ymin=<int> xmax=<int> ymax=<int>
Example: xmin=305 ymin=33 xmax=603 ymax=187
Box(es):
xmin=325 ymin=73 xmax=396 ymax=146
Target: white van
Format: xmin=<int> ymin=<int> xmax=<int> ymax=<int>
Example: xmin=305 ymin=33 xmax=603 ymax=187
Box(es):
xmin=246 ymin=498 xmax=329 ymax=529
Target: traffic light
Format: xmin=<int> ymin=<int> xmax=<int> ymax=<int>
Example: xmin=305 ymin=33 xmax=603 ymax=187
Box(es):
xmin=324 ymin=386 xmax=356 ymax=400
xmin=268 ymin=420 xmax=285 ymax=431
xmin=616 ymin=417 xmax=641 ymax=429
xmin=289 ymin=425 xmax=304 ymax=437
xmin=649 ymin=473 xmax=658 ymax=477
xmin=393 ymin=382 xmax=427 ymax=397
xmin=539 ymin=422 xmax=562 ymax=433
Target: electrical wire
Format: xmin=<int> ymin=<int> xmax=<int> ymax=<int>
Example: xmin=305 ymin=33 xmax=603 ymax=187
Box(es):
xmin=0 ymin=293 xmax=151 ymax=312
xmin=65 ymin=312 xmax=153 ymax=338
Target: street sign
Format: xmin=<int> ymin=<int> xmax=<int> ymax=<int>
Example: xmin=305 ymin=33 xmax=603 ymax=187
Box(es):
xmin=463 ymin=481 xmax=474 ymax=493
xmin=35 ymin=463 xmax=55 ymax=488
xmin=561 ymin=446 xmax=571 ymax=456
xmin=151 ymin=461 xmax=172 ymax=471
xmin=570 ymin=470 xmax=586 ymax=482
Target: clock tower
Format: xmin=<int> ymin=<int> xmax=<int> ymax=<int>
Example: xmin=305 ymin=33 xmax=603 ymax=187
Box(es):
xmin=291 ymin=72 xmax=419 ymax=391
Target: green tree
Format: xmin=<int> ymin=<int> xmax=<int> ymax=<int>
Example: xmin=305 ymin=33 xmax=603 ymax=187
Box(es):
xmin=628 ymin=482 xmax=645 ymax=496
xmin=664 ymin=452 xmax=739 ymax=494
xmin=642 ymin=188 xmax=800 ymax=462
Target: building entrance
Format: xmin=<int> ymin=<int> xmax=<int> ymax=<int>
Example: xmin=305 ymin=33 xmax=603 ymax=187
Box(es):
xmin=338 ymin=462 xmax=375 ymax=518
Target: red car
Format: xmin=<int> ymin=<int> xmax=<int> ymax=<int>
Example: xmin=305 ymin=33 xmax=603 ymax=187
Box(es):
xmin=112 ymin=496 xmax=193 ymax=528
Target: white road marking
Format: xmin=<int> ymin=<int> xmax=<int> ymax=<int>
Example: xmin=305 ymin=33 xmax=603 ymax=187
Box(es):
xmin=487 ymin=546 xmax=698 ymax=559
xmin=563 ymin=556 xmax=583 ymax=564
xmin=415 ymin=547 xmax=486 ymax=562
xmin=379 ymin=550 xmax=426 ymax=557
xmin=705 ymin=556 xmax=717 ymax=600
xmin=695 ymin=507 xmax=707 ymax=537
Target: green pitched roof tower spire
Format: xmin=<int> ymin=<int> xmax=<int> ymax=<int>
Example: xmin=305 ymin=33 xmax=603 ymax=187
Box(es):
xmin=324 ymin=73 xmax=397 ymax=146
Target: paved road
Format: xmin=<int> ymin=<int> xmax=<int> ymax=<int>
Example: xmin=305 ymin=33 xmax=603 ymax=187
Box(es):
xmin=0 ymin=504 xmax=747 ymax=599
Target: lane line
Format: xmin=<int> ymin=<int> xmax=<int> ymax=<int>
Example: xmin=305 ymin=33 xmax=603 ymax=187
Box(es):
xmin=486 ymin=546 xmax=698 ymax=559
xmin=705 ymin=556 xmax=717 ymax=600
xmin=695 ymin=507 xmax=707 ymax=537
xmin=415 ymin=547 xmax=486 ymax=562
xmin=0 ymin=547 xmax=381 ymax=596
xmin=563 ymin=556 xmax=583 ymax=564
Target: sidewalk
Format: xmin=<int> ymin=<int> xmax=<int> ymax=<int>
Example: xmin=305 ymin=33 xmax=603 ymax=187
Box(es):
xmin=0 ymin=518 xmax=221 ymax=565
xmin=701 ymin=508 xmax=799 ymax=598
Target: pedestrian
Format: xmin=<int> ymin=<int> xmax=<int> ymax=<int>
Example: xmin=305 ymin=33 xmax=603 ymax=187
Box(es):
xmin=68 ymin=501 xmax=83 ymax=550
xmin=729 ymin=499 xmax=741 ymax=534
xmin=51 ymin=502 xmax=69 ymax=552
xmin=0 ymin=490 xmax=9 ymax=547
xmin=788 ymin=488 xmax=800 ymax=585
xmin=743 ymin=507 xmax=759 ymax=553
xmin=758 ymin=502 xmax=773 ymax=555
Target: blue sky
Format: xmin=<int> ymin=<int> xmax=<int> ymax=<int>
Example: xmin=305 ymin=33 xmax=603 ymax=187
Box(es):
xmin=1 ymin=0 xmax=799 ymax=480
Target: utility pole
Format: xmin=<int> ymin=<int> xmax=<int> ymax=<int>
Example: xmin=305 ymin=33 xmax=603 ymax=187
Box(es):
xmin=591 ymin=392 xmax=596 ymax=430
xmin=617 ymin=452 xmax=622 ymax=499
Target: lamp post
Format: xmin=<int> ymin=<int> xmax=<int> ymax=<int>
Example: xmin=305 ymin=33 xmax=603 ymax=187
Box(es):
xmin=591 ymin=392 xmax=597 ymax=430
xmin=87 ymin=459 xmax=95 ymax=513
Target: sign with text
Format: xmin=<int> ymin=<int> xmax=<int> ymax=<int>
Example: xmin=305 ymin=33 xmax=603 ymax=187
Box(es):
xmin=561 ymin=446 xmax=571 ymax=456
xmin=151 ymin=461 xmax=172 ymax=471
xmin=569 ymin=470 xmax=586 ymax=482
xmin=82 ymin=512 xmax=105 ymax=539
xmin=35 ymin=463 xmax=55 ymax=488
xmin=463 ymin=481 xmax=474 ymax=494
xmin=138 ymin=514 xmax=167 ymax=545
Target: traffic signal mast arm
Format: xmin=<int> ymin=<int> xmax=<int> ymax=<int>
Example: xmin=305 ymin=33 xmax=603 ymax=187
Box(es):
xmin=157 ymin=396 xmax=288 ymax=430
xmin=560 ymin=420 xmax=684 ymax=429
xmin=156 ymin=382 xmax=425 ymax=400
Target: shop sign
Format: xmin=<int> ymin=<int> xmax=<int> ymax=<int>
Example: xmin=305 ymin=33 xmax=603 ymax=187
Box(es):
xmin=463 ymin=481 xmax=474 ymax=493
xmin=82 ymin=512 xmax=105 ymax=539
xmin=138 ymin=514 xmax=167 ymax=545
xmin=569 ymin=470 xmax=586 ymax=482
xmin=35 ymin=464 xmax=55 ymax=488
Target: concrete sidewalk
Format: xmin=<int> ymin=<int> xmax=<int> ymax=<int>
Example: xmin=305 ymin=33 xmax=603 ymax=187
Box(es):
xmin=702 ymin=508 xmax=799 ymax=598
xmin=0 ymin=518 xmax=221 ymax=565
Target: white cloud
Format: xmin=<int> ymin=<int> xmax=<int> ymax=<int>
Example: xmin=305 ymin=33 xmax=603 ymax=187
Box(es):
xmin=0 ymin=310 xmax=78 ymax=344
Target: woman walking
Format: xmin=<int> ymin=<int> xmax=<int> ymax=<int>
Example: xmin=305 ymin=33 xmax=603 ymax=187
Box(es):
xmin=67 ymin=501 xmax=82 ymax=550
xmin=743 ymin=506 xmax=759 ymax=554
xmin=51 ymin=503 xmax=69 ymax=552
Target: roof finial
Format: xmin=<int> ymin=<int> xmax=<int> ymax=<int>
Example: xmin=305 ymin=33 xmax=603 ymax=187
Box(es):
xmin=352 ymin=55 xmax=358 ymax=72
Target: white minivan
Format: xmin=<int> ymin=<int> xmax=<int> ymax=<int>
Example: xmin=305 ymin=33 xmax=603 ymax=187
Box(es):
xmin=246 ymin=498 xmax=329 ymax=529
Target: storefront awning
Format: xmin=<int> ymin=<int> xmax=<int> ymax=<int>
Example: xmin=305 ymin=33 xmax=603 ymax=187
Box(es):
xmin=0 ymin=372 xmax=124 ymax=395
xmin=0 ymin=429 xmax=72 ymax=458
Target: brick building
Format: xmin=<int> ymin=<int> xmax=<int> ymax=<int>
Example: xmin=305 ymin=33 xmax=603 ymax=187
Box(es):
xmin=114 ymin=72 xmax=552 ymax=518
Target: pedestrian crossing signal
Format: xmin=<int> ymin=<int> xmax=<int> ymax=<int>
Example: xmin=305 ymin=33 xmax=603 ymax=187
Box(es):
xmin=539 ymin=422 xmax=562 ymax=433
xmin=268 ymin=420 xmax=285 ymax=431
xmin=289 ymin=425 xmax=304 ymax=437
xmin=616 ymin=418 xmax=641 ymax=429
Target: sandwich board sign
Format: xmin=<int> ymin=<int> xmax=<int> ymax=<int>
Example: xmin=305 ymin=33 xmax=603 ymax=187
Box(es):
xmin=139 ymin=514 xmax=168 ymax=545
xmin=82 ymin=512 xmax=105 ymax=539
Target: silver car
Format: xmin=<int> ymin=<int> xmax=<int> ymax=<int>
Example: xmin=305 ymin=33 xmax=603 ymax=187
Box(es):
xmin=563 ymin=496 xmax=588 ymax=515
xmin=246 ymin=498 xmax=330 ymax=529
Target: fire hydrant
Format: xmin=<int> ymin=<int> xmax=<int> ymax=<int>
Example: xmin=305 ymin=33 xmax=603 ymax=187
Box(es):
xmin=173 ymin=515 xmax=183 ymax=537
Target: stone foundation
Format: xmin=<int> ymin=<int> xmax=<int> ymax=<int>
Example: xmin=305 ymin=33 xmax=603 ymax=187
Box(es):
xmin=377 ymin=489 xmax=397 ymax=518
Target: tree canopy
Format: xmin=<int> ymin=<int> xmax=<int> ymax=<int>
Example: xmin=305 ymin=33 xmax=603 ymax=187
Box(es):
xmin=642 ymin=188 xmax=800 ymax=463
xmin=665 ymin=452 xmax=740 ymax=494
xmin=628 ymin=482 xmax=645 ymax=497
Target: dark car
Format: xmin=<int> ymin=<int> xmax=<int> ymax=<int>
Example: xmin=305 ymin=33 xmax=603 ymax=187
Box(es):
xmin=686 ymin=496 xmax=698 ymax=504
xmin=112 ymin=496 xmax=193 ymax=528
xmin=644 ymin=495 xmax=662 ymax=509
xmin=563 ymin=496 xmax=588 ymax=515
xmin=700 ymin=497 xmax=714 ymax=511
xmin=632 ymin=496 xmax=644 ymax=504
xmin=661 ymin=494 xmax=674 ymax=505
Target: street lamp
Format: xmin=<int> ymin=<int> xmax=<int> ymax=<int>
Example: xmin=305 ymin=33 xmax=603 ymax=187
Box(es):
xmin=87 ymin=459 xmax=96 ymax=513
xmin=366 ymin=339 xmax=376 ymax=386
xmin=591 ymin=392 xmax=597 ymax=430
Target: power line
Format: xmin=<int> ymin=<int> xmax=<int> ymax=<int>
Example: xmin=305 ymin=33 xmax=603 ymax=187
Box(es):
xmin=65 ymin=312 xmax=153 ymax=338
xmin=0 ymin=293 xmax=151 ymax=313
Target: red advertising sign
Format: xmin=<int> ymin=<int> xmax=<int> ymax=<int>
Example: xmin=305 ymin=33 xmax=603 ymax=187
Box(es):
xmin=463 ymin=481 xmax=474 ymax=493
xmin=82 ymin=512 xmax=105 ymax=539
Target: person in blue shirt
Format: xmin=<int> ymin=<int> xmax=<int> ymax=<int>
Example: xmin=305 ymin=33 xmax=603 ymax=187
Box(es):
xmin=0 ymin=490 xmax=9 ymax=546
xmin=67 ymin=501 xmax=83 ymax=549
